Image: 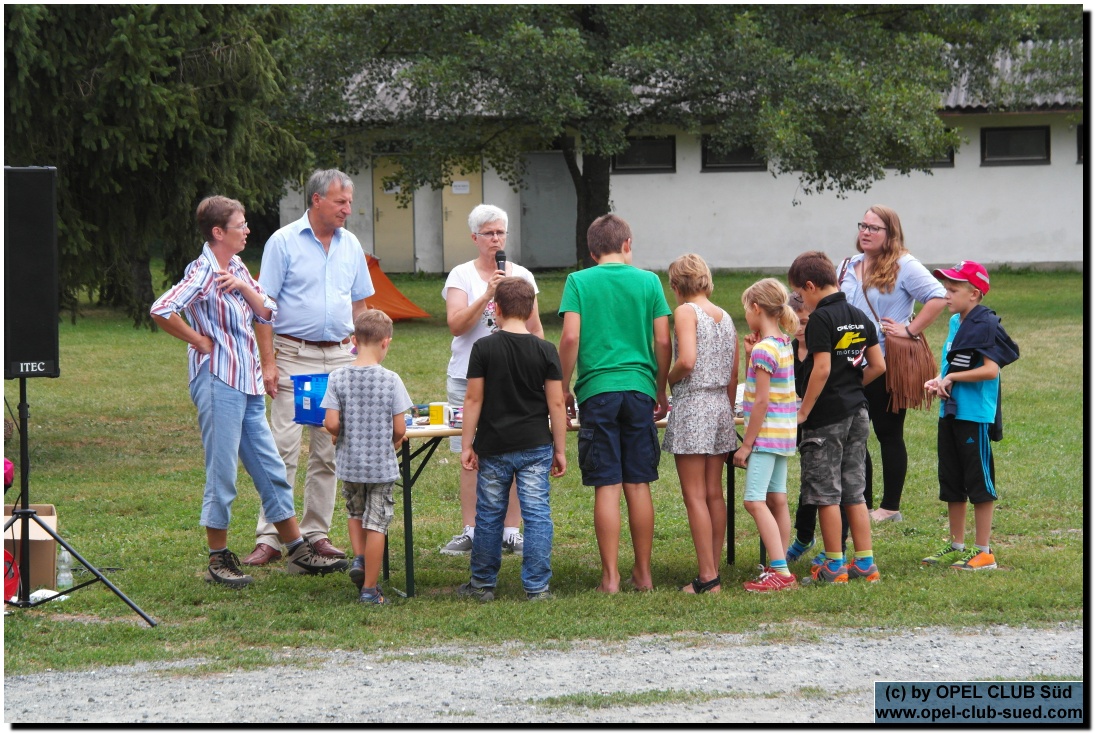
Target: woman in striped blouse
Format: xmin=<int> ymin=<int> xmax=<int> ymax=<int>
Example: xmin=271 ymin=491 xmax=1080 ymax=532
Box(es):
xmin=151 ymin=196 xmax=347 ymax=588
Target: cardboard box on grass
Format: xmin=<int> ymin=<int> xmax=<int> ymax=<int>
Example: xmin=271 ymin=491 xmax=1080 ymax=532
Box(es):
xmin=4 ymin=504 xmax=57 ymax=590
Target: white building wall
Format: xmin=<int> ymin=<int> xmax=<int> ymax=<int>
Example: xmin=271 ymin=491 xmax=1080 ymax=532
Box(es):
xmin=278 ymin=186 xmax=306 ymax=229
xmin=614 ymin=112 xmax=1083 ymax=272
xmin=280 ymin=111 xmax=1082 ymax=273
xmin=483 ymin=168 xmax=524 ymax=263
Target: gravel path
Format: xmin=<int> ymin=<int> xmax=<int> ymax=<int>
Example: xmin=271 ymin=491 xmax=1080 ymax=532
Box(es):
xmin=4 ymin=623 xmax=1082 ymax=724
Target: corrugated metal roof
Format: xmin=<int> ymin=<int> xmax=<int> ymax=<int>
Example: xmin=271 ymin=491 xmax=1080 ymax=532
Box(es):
xmin=942 ymin=40 xmax=1081 ymax=112
xmin=349 ymin=41 xmax=1082 ymax=123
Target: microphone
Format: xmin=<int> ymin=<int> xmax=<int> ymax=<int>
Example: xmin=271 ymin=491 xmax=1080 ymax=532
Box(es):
xmin=495 ymin=250 xmax=507 ymax=273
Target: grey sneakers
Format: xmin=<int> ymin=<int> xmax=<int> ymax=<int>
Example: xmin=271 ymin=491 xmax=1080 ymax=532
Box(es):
xmin=456 ymin=582 xmax=494 ymax=602
xmin=286 ymin=540 xmax=349 ymax=575
xmin=502 ymin=531 xmax=524 ymax=556
xmin=456 ymin=583 xmax=552 ymax=602
xmin=206 ymin=550 xmax=253 ymax=589
xmin=441 ymin=527 xmax=524 ymax=556
xmin=440 ymin=526 xmax=474 ymax=555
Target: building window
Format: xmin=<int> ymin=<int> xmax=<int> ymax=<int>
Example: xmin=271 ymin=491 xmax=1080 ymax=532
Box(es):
xmin=981 ymin=127 xmax=1050 ymax=166
xmin=701 ymin=137 xmax=767 ymax=172
xmin=928 ymin=140 xmax=956 ymax=168
xmin=1078 ymin=124 xmax=1084 ymax=164
xmin=612 ymin=137 xmax=676 ymax=173
xmin=884 ymin=144 xmax=955 ymax=170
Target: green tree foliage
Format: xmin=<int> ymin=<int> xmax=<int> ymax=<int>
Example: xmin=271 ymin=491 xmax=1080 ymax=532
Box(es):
xmin=5 ymin=5 xmax=309 ymax=325
xmin=290 ymin=4 xmax=1082 ymax=266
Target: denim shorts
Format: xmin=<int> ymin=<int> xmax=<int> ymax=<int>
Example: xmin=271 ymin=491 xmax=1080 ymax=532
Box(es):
xmin=447 ymin=375 xmax=467 ymax=453
xmin=577 ymin=391 xmax=661 ymax=487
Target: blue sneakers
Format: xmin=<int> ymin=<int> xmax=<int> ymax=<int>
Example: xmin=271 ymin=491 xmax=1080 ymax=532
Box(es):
xmin=786 ymin=537 xmax=815 ymax=563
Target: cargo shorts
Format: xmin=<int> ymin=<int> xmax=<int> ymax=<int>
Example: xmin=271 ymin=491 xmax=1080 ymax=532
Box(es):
xmin=343 ymin=481 xmax=395 ymax=534
xmin=798 ymin=405 xmax=869 ymax=507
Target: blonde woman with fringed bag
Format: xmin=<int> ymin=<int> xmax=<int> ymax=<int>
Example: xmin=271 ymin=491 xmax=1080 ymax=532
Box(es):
xmin=839 ymin=205 xmax=946 ymax=523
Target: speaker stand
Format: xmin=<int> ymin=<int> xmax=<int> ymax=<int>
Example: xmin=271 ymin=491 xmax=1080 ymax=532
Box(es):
xmin=4 ymin=378 xmax=156 ymax=627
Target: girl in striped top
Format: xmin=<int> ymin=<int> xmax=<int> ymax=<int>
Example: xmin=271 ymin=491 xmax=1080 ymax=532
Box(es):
xmin=733 ymin=278 xmax=799 ymax=592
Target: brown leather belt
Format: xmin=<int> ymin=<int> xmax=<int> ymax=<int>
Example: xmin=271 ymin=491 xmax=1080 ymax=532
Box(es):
xmin=277 ymin=334 xmax=350 ymax=348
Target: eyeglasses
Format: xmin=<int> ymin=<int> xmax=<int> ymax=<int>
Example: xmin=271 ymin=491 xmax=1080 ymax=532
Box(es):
xmin=857 ymin=223 xmax=886 ymax=234
xmin=224 ymin=222 xmax=249 ymax=231
xmin=475 ymin=230 xmax=507 ymax=239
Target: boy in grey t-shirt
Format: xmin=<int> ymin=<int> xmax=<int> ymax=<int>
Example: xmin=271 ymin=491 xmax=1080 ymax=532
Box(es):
xmin=322 ymin=310 xmax=412 ymax=604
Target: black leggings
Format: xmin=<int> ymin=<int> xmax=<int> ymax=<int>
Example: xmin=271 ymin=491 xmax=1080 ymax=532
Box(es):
xmin=791 ymin=395 xmax=884 ymax=547
xmin=863 ymin=377 xmax=907 ymax=512
xmin=792 ymin=500 xmax=849 ymax=550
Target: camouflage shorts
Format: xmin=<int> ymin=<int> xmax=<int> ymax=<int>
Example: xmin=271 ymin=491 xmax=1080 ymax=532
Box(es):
xmin=798 ymin=405 xmax=869 ymax=507
xmin=343 ymin=481 xmax=395 ymax=534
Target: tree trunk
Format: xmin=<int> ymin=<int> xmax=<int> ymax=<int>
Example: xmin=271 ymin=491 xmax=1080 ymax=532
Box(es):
xmin=127 ymin=248 xmax=156 ymax=329
xmin=562 ymin=141 xmax=612 ymax=269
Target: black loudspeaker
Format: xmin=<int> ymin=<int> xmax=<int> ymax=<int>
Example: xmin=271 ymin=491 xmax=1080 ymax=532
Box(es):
xmin=5 ymin=166 xmax=60 ymax=380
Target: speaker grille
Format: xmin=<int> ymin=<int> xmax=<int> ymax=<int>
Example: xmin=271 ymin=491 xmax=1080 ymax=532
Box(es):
xmin=5 ymin=166 xmax=60 ymax=379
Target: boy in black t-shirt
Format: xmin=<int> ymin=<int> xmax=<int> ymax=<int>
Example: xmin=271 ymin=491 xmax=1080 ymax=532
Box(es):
xmin=456 ymin=278 xmax=568 ymax=602
xmin=788 ymin=251 xmax=886 ymax=584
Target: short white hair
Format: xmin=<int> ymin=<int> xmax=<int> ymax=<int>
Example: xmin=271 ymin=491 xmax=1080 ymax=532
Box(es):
xmin=468 ymin=204 xmax=508 ymax=233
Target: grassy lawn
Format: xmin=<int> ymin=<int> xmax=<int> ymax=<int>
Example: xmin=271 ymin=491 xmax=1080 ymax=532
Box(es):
xmin=2 ymin=268 xmax=1082 ymax=675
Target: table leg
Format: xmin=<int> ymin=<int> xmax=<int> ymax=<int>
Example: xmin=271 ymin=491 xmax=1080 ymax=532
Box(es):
xmin=726 ymin=450 xmax=767 ymax=569
xmin=383 ymin=535 xmax=389 ymax=581
xmin=396 ymin=436 xmax=446 ymax=598
xmin=726 ymin=461 xmax=735 ymax=566
xmin=401 ymin=438 xmax=415 ymax=597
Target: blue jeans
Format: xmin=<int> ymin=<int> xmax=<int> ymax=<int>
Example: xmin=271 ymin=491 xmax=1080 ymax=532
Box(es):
xmin=189 ymin=367 xmax=295 ymax=531
xmin=470 ymin=444 xmax=554 ymax=593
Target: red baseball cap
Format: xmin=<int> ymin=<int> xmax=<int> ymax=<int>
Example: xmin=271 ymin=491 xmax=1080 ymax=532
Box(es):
xmin=933 ymin=260 xmax=990 ymax=295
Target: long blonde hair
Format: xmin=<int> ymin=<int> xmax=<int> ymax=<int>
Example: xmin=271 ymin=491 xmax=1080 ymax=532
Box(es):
xmin=741 ymin=278 xmax=798 ymax=336
xmin=856 ymin=204 xmax=908 ymax=294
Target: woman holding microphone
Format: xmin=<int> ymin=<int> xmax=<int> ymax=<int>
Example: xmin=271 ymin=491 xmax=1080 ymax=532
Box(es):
xmin=439 ymin=204 xmax=544 ymax=555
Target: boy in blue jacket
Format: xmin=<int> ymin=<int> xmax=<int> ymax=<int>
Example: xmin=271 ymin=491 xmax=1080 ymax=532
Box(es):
xmin=922 ymin=261 xmax=1019 ymax=571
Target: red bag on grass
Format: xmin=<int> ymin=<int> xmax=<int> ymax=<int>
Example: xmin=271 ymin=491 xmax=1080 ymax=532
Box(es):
xmin=4 ymin=549 xmax=18 ymax=600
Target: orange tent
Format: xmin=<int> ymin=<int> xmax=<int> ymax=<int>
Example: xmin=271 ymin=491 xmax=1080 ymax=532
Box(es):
xmin=363 ymin=254 xmax=430 ymax=321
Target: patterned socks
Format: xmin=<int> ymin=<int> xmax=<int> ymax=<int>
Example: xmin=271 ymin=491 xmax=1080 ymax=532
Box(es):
xmin=825 ymin=552 xmax=845 ymax=572
xmin=770 ymin=559 xmax=792 ymax=577
xmin=853 ymin=550 xmax=874 ymax=570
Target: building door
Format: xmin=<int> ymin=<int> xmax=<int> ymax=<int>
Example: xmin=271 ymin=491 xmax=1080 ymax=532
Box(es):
xmin=519 ymin=152 xmax=577 ymax=269
xmin=372 ymin=157 xmax=416 ymax=273
xmin=441 ymin=166 xmax=483 ymax=272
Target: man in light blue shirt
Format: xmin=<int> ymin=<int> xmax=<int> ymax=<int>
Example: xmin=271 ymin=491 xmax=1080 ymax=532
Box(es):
xmin=243 ymin=169 xmax=375 ymax=566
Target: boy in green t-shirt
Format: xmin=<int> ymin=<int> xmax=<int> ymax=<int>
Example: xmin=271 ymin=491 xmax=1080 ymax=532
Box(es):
xmin=558 ymin=214 xmax=673 ymax=593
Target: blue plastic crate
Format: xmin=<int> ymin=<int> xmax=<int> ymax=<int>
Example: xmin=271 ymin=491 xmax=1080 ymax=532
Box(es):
xmin=291 ymin=374 xmax=328 ymax=426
